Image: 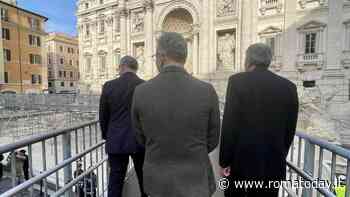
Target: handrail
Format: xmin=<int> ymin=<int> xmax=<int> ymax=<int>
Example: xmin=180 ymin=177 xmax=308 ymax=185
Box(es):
xmin=0 ymin=142 xmax=105 ymax=197
xmin=0 ymin=120 xmax=99 ymax=154
xmin=296 ymin=131 xmax=350 ymax=159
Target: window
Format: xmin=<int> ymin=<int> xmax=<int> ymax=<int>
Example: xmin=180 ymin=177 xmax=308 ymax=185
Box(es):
xmin=29 ymin=35 xmax=41 ymax=47
xmin=31 ymin=74 xmax=37 ymax=84
xmin=70 ymin=82 xmax=74 ymax=87
xmin=48 ymin=57 xmax=52 ymax=65
xmin=38 ymin=75 xmax=42 ymax=84
xmin=99 ymin=55 xmax=106 ymax=72
xmin=28 ymin=17 xmax=40 ymax=30
xmin=100 ymin=21 xmax=105 ymax=34
xmin=85 ymin=24 xmax=90 ymax=37
xmin=86 ymin=57 xmax=92 ymax=72
xmin=48 ymin=71 xmax=52 ymax=78
xmin=265 ymin=37 xmax=276 ymax=57
xmin=70 ymin=71 xmax=73 ymax=78
xmin=60 ymin=58 xmax=64 ymax=65
xmin=305 ymin=33 xmax=317 ymax=54
xmin=59 ymin=71 xmax=62 ymax=78
xmin=3 ymin=49 xmax=11 ymax=62
xmin=4 ymin=72 xmax=8 ymax=83
xmin=29 ymin=54 xmax=42 ymax=64
xmin=48 ymin=82 xmax=52 ymax=87
xmin=85 ymin=3 xmax=89 ymax=9
xmin=60 ymin=46 xmax=63 ymax=52
xmin=61 ymin=82 xmax=65 ymax=87
xmin=2 ymin=28 xmax=10 ymax=40
xmin=63 ymin=71 xmax=66 ymax=78
xmin=1 ymin=8 xmax=9 ymax=21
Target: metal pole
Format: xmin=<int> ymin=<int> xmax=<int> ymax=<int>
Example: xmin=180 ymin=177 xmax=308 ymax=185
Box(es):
xmin=63 ymin=132 xmax=73 ymax=197
xmin=302 ymin=140 xmax=315 ymax=197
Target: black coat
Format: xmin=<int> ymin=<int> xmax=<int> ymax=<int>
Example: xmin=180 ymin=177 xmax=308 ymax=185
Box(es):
xmin=219 ymin=68 xmax=299 ymax=180
xmin=99 ymin=72 xmax=145 ymax=154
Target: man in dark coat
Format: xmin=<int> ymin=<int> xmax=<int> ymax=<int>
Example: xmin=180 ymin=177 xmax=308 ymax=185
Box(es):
xmin=219 ymin=43 xmax=299 ymax=197
xmin=132 ymin=32 xmax=220 ymax=197
xmin=99 ymin=56 xmax=147 ymax=197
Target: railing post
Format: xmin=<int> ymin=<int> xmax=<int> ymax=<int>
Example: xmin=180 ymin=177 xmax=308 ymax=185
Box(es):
xmin=302 ymin=140 xmax=315 ymax=197
xmin=63 ymin=132 xmax=73 ymax=197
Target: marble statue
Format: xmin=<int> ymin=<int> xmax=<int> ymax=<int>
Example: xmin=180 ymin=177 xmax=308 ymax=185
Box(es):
xmin=218 ymin=33 xmax=235 ymax=69
xmin=135 ymin=45 xmax=145 ymax=74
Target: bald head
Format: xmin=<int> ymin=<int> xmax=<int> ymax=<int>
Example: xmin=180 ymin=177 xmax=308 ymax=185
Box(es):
xmin=245 ymin=43 xmax=272 ymax=70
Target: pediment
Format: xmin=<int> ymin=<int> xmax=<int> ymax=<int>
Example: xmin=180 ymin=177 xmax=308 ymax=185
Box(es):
xmin=258 ymin=26 xmax=282 ymax=36
xmin=298 ymin=20 xmax=327 ymax=30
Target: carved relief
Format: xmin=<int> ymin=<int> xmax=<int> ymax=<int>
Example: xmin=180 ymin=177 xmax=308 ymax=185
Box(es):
xmin=217 ymin=0 xmax=236 ymax=17
xmin=106 ymin=15 xmax=114 ymax=26
xmin=217 ymin=30 xmax=236 ymax=69
xmin=132 ymin=11 xmax=145 ymax=33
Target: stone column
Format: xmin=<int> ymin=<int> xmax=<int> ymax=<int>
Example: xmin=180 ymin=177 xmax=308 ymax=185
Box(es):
xmin=144 ymin=0 xmax=154 ymax=78
xmin=119 ymin=1 xmax=128 ymax=57
xmin=326 ymin=0 xmax=342 ymax=69
xmin=200 ymin=0 xmax=210 ymax=74
xmin=192 ymin=24 xmax=200 ymax=75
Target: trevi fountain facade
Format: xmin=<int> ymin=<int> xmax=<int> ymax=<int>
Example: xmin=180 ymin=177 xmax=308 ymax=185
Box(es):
xmin=77 ymin=0 xmax=350 ymax=146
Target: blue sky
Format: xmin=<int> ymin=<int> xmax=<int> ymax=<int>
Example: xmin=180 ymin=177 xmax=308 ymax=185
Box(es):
xmin=17 ymin=0 xmax=77 ymax=36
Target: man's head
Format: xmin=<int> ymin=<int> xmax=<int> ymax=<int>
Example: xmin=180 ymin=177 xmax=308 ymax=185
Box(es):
xmin=118 ymin=55 xmax=138 ymax=75
xmin=244 ymin=43 xmax=272 ymax=72
xmin=156 ymin=32 xmax=188 ymax=71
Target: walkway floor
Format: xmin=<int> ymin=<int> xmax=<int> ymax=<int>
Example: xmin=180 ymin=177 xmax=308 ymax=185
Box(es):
xmin=123 ymin=148 xmax=225 ymax=197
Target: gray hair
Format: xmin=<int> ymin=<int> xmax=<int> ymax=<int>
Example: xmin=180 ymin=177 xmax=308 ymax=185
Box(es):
xmin=119 ymin=55 xmax=138 ymax=70
xmin=245 ymin=43 xmax=272 ymax=68
xmin=157 ymin=32 xmax=188 ymax=64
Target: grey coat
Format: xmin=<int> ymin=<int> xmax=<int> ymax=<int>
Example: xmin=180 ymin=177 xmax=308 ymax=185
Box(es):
xmin=132 ymin=66 xmax=220 ymax=197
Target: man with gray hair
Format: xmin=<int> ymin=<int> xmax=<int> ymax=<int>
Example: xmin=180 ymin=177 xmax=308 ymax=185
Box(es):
xmin=219 ymin=43 xmax=299 ymax=197
xmin=132 ymin=32 xmax=220 ymax=197
xmin=100 ymin=55 xmax=147 ymax=197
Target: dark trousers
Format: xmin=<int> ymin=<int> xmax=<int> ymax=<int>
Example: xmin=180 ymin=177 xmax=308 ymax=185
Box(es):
xmin=224 ymin=176 xmax=279 ymax=197
xmin=108 ymin=152 xmax=147 ymax=197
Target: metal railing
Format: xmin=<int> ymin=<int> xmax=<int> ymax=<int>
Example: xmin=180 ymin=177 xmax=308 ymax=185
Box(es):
xmin=0 ymin=120 xmax=108 ymax=197
xmin=282 ymin=132 xmax=350 ymax=197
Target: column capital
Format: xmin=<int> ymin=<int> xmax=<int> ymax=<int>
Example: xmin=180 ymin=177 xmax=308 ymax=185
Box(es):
xmin=143 ymin=0 xmax=154 ymax=11
xmin=119 ymin=8 xmax=128 ymax=17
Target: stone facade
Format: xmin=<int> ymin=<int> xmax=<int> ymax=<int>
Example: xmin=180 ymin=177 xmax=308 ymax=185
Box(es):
xmin=77 ymin=0 xmax=350 ymax=101
xmin=45 ymin=33 xmax=80 ymax=94
xmin=0 ymin=0 xmax=48 ymax=93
